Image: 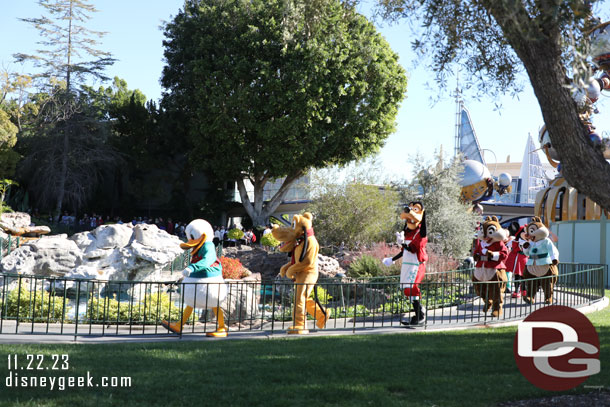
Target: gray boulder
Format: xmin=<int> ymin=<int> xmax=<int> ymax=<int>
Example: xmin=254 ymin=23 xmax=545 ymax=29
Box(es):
xmin=1 ymin=235 xmax=82 ymax=276
xmin=317 ymin=254 xmax=344 ymax=278
xmin=222 ymin=273 xmax=261 ymax=324
xmin=1 ymin=223 xmax=184 ymax=283
xmin=69 ymin=231 xmax=96 ymax=251
xmin=0 ymin=212 xmax=31 ymax=230
xmin=91 ymin=224 xmax=133 ymax=250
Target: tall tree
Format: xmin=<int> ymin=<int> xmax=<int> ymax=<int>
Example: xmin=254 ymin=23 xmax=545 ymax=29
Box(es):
xmin=13 ymin=0 xmax=116 ymax=218
xmin=14 ymin=0 xmax=115 ymax=92
xmin=0 ymin=71 xmax=28 ymax=180
xmin=17 ymin=89 xmax=120 ymax=214
xmin=161 ymin=0 xmax=407 ymax=226
xmin=0 ymin=109 xmax=19 ymax=180
xmin=374 ymin=0 xmax=610 ymax=211
xmin=307 ymin=160 xmax=400 ymax=250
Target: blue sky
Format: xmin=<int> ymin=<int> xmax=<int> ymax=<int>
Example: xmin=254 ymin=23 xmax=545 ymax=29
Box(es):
xmin=2 ymin=0 xmax=610 ymax=180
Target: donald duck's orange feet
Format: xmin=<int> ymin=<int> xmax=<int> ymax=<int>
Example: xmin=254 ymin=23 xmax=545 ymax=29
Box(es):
xmin=161 ymin=320 xmax=183 ymax=334
xmin=287 ymin=326 xmax=309 ymax=335
xmin=206 ymin=328 xmax=228 ymax=338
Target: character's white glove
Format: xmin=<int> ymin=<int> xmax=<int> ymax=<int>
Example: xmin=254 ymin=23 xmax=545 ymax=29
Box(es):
xmin=395 ymin=231 xmax=404 ymax=245
xmin=382 ymin=257 xmax=394 ymax=267
xmin=181 ymin=268 xmax=191 ymax=278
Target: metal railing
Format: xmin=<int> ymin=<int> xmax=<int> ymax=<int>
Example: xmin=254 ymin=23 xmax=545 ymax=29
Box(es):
xmin=0 ymin=236 xmax=21 ymax=260
xmin=0 ymin=263 xmax=604 ymax=337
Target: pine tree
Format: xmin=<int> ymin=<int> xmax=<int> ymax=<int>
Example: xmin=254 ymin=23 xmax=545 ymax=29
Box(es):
xmin=13 ymin=0 xmax=116 ymax=219
xmin=14 ymin=0 xmax=115 ymax=92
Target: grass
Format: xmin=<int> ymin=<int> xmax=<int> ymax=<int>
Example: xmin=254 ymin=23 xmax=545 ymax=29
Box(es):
xmin=0 ymin=293 xmax=608 ymax=407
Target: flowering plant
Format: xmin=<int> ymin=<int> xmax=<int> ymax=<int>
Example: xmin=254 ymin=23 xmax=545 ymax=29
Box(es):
xmin=220 ymin=256 xmax=246 ymax=280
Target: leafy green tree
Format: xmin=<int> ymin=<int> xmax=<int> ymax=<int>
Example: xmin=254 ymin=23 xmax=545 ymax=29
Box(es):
xmin=398 ymin=153 xmax=479 ymax=259
xmin=0 ymin=109 xmax=20 ymax=180
xmin=307 ymin=162 xmax=400 ymax=250
xmin=0 ymin=71 xmax=30 ymax=180
xmin=0 ymin=179 xmax=18 ymax=215
xmin=161 ymin=0 xmax=407 ymax=226
xmin=374 ymin=0 xmax=610 ymax=211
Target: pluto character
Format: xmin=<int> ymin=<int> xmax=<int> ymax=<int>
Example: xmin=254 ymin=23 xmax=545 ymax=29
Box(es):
xmin=272 ymin=212 xmax=329 ymax=334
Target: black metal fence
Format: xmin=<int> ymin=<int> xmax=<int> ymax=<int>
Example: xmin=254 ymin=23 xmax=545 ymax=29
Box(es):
xmin=0 ymin=236 xmax=21 ymax=260
xmin=0 ymin=263 xmax=604 ymax=337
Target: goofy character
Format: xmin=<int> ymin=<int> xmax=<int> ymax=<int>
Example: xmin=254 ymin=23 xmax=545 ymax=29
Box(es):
xmin=383 ymin=202 xmax=428 ymax=325
xmin=472 ymin=216 xmax=509 ymax=318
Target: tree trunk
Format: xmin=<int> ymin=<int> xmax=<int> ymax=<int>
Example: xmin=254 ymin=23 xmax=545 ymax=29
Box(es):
xmin=487 ymin=5 xmax=610 ymax=211
xmin=236 ymin=171 xmax=303 ymax=226
xmin=54 ymin=128 xmax=69 ymax=221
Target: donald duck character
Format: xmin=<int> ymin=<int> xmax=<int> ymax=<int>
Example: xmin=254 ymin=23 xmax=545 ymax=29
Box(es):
xmin=383 ymin=202 xmax=428 ymax=325
xmin=272 ymin=212 xmax=329 ymax=334
xmin=161 ymin=219 xmax=228 ymax=337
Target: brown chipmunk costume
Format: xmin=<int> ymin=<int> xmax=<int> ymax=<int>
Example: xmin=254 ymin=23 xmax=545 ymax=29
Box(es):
xmin=521 ymin=217 xmax=559 ymax=305
xmin=472 ymin=216 xmax=509 ymax=317
xmin=272 ymin=212 xmax=329 ymax=334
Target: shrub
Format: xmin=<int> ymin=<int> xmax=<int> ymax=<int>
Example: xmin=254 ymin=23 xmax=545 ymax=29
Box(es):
xmin=309 ymin=286 xmax=332 ymax=305
xmin=5 ymin=286 xmax=67 ymax=322
xmin=342 ymin=242 xmax=401 ymax=274
xmin=261 ymin=233 xmax=280 ymax=248
xmin=227 ymin=228 xmax=244 ymax=240
xmin=219 ymin=256 xmax=246 ymax=280
xmin=424 ymin=243 xmax=460 ymax=273
xmin=85 ymin=292 xmax=185 ymax=325
xmin=348 ymin=254 xmax=388 ymax=278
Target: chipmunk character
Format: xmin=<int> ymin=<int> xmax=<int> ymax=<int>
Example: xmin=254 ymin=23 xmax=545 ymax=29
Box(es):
xmin=161 ymin=219 xmax=228 ymax=337
xmin=505 ymin=222 xmax=528 ymax=299
xmin=521 ymin=217 xmax=559 ymax=305
xmin=383 ymin=202 xmax=428 ymax=325
xmin=272 ymin=212 xmax=329 ymax=334
xmin=472 ymin=216 xmax=509 ymax=317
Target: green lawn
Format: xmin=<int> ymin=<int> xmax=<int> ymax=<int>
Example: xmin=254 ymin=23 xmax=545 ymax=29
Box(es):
xmin=0 ymin=295 xmax=608 ymax=407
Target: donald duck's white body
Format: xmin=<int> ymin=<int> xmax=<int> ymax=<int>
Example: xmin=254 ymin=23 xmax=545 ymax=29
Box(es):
xmin=162 ymin=219 xmax=228 ymax=337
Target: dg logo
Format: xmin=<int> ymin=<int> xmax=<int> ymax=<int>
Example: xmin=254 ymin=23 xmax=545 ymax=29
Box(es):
xmin=513 ymin=305 xmax=600 ymax=391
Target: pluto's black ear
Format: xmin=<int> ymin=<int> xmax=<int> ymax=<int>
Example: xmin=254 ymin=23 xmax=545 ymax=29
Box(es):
xmin=299 ymin=226 xmax=308 ymax=262
xmin=420 ymin=211 xmax=427 ymax=238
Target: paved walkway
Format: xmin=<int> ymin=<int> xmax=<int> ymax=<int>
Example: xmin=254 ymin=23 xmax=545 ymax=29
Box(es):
xmin=0 ymin=292 xmax=606 ymax=344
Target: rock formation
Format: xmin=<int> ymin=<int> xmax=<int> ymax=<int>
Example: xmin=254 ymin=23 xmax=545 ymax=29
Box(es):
xmin=0 ymin=223 xmax=183 ymax=282
xmin=0 ymin=212 xmax=51 ymax=236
